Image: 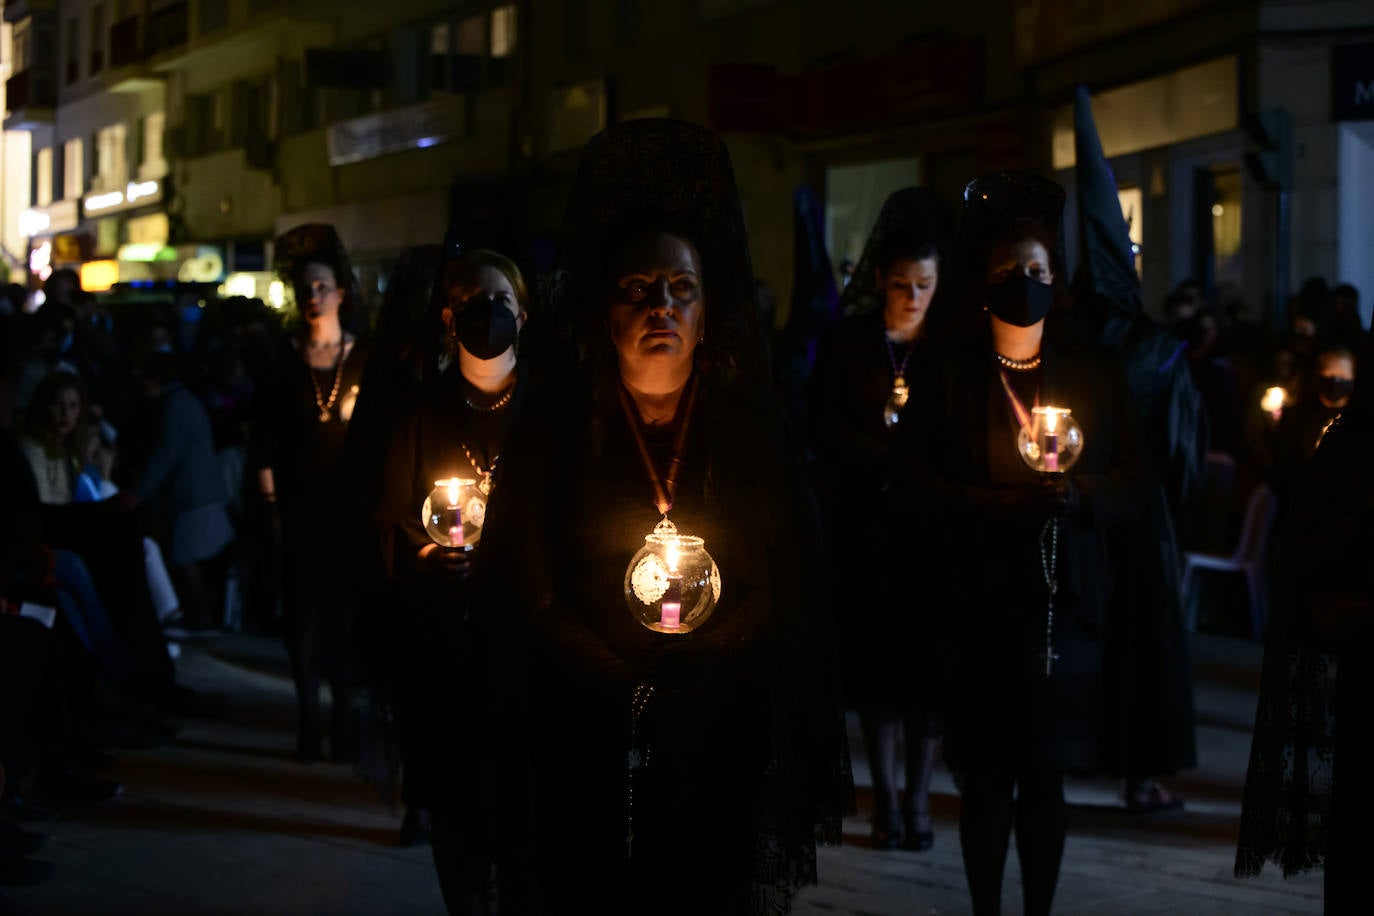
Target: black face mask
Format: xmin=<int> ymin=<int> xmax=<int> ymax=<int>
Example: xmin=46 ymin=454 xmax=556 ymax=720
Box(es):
xmin=985 ymin=272 xmax=1055 ymax=328
xmin=1317 ymin=376 xmax=1354 ymax=404
xmin=452 ymin=297 xmax=518 ymax=360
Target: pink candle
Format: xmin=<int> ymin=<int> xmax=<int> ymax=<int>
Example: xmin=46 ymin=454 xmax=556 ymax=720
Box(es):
xmin=1044 ymin=433 xmax=1059 ymax=472
xmin=449 ymin=507 xmax=464 ymax=546
xmin=660 ymin=579 xmax=682 ymax=629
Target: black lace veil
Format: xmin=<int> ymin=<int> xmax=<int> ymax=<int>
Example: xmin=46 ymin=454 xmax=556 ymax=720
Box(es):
xmin=838 ymin=186 xmax=953 ymax=322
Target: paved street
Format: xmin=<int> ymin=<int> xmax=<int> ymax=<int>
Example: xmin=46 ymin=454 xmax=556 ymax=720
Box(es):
xmin=6 ymin=634 xmax=1322 ymax=915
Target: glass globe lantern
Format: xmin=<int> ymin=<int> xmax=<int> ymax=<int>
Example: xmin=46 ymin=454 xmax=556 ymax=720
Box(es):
xmin=882 ymin=379 xmax=909 ymax=429
xmin=624 ymin=518 xmax=721 ymax=634
xmin=1017 ymin=405 xmax=1084 ymax=474
xmin=421 ymin=477 xmax=487 ymax=549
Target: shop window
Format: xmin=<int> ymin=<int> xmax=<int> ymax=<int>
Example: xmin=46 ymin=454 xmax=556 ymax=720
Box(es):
xmin=824 ymin=157 xmax=923 ymax=284
xmin=63 ymin=138 xmax=84 ymax=201
xmin=90 ymin=4 xmax=105 ymax=73
xmin=35 ymin=147 xmax=53 ymax=207
xmin=1210 ymin=167 xmax=1243 ymax=289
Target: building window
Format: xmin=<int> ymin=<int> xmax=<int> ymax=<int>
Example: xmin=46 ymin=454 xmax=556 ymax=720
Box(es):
xmin=142 ymin=112 xmax=167 ymax=177
xmin=185 ymin=92 xmax=225 ymax=156
xmin=90 ymin=4 xmax=105 ymax=74
xmin=64 ymin=18 xmax=79 ymax=85
xmin=489 ymin=4 xmax=516 ymax=86
xmin=35 ymin=147 xmax=54 ymax=207
xmin=95 ymin=124 xmax=127 ymax=191
xmin=491 ymin=5 xmax=517 ymax=57
xmin=63 ymin=139 xmax=84 ymax=200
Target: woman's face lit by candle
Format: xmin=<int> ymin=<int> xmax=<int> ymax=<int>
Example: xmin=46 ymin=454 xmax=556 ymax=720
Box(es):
xmin=985 ymin=239 xmax=1054 ymax=286
xmin=47 ymin=385 xmax=82 ymax=440
xmin=1317 ymin=353 xmax=1356 ymax=408
xmin=608 ymin=232 xmax=705 ymax=388
xmin=880 ymin=256 xmax=939 ymax=335
xmin=295 ymin=262 xmax=343 ymax=323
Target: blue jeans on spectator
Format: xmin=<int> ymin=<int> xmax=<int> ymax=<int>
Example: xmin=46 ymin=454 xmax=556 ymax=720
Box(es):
xmin=53 ymin=549 xmax=134 ymax=684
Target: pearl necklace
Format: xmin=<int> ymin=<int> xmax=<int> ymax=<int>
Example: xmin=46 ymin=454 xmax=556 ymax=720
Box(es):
xmin=996 ymin=352 xmax=1042 ymax=371
xmin=464 ymin=382 xmax=515 ymax=413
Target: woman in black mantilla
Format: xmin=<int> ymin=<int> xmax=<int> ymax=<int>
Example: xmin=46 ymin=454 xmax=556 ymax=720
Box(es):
xmin=897 ymin=173 xmax=1139 ymax=915
xmin=251 ymin=224 xmax=370 ymax=762
xmin=1236 ymin=331 xmax=1374 ymax=914
xmin=375 ymin=247 xmax=530 ymax=914
xmin=810 ymin=187 xmax=952 ymax=851
xmin=477 ymin=119 xmax=850 ymax=915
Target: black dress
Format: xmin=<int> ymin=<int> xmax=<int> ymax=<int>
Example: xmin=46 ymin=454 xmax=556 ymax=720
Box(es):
xmin=373 ymin=370 xmax=523 ymax=812
xmin=250 ymin=336 xmax=370 ymax=730
xmin=811 ymin=310 xmax=935 ymax=715
xmin=479 ymin=372 xmax=847 ymax=915
xmin=898 ymin=324 xmax=1140 ymax=772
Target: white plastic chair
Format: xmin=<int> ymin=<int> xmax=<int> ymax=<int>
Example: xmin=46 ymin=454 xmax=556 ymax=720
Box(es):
xmin=1181 ymin=483 xmax=1278 ymax=640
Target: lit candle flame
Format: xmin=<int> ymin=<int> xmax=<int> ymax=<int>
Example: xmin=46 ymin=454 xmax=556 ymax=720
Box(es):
xmin=1261 ymin=386 xmax=1287 ymax=415
xmin=665 ymin=538 xmax=680 ymax=574
xmin=439 ymin=478 xmax=462 ymax=508
xmin=1044 ymin=407 xmax=1062 ymax=434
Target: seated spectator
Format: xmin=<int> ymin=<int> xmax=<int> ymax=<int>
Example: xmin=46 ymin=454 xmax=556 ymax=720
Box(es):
xmin=123 ymin=353 xmax=235 ymax=633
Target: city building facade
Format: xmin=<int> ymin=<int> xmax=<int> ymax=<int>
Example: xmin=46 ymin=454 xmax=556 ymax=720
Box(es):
xmin=1 ymin=0 xmax=1370 ymax=327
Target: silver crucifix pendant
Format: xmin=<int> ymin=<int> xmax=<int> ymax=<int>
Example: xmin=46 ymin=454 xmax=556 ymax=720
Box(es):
xmin=1040 ymin=646 xmax=1061 ymax=677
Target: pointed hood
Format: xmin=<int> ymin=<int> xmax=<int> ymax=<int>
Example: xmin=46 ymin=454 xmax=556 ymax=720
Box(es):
xmin=787 ymin=184 xmax=840 ymax=334
xmin=1072 ymin=85 xmax=1142 ymax=335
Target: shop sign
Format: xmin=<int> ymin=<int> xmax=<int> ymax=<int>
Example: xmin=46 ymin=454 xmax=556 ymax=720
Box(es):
xmin=18 ymin=199 xmax=80 ymax=237
xmin=1333 ymin=44 xmax=1374 ymax=121
xmin=82 ymin=179 xmax=165 ymax=217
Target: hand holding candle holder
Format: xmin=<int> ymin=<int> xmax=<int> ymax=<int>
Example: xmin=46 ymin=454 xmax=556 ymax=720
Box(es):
xmin=1261 ymin=386 xmax=1290 ymax=424
xmin=624 ymin=518 xmax=721 ymax=634
xmin=421 ymin=477 xmax=488 ymax=552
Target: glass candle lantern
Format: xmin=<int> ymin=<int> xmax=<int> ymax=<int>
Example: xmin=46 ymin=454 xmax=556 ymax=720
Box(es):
xmin=421 ymin=477 xmax=488 ymax=549
xmin=1017 ymin=405 xmax=1084 ymax=474
xmin=624 ymin=517 xmax=721 ymax=634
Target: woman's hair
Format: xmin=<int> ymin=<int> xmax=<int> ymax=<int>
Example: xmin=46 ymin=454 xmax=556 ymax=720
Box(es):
xmin=443 ymin=248 xmax=530 ymax=313
xmin=25 ymin=370 xmax=87 ymax=446
xmin=872 ymin=234 xmax=941 ymax=276
xmin=273 ymin=223 xmax=366 ymax=337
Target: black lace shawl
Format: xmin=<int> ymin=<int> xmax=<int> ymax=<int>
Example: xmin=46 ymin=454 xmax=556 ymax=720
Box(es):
xmin=489 ymin=118 xmax=852 ymax=913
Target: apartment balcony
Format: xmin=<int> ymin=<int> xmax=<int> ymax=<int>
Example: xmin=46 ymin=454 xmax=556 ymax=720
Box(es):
xmin=4 ymin=66 xmax=56 ymax=130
